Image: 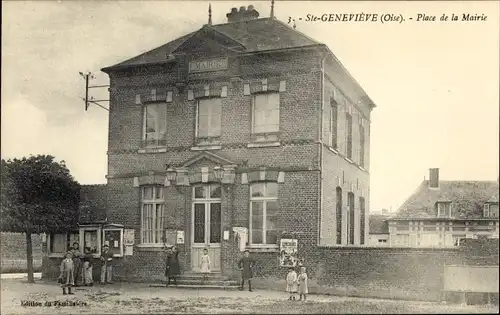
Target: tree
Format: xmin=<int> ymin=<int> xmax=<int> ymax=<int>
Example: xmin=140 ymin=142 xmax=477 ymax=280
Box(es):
xmin=1 ymin=155 xmax=80 ymax=283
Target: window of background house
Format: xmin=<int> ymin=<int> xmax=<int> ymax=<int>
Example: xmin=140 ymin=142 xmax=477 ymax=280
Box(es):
xmin=330 ymin=98 xmax=338 ymax=149
xmin=141 ymin=185 xmax=165 ymax=244
xmin=249 ymin=182 xmax=278 ymax=245
xmin=143 ymin=103 xmax=167 ymax=147
xmin=346 ymin=112 xmax=353 ymax=159
xmin=484 ymin=204 xmax=490 ymax=217
xmin=253 ymin=93 xmax=280 ymax=134
xmin=437 ymin=202 xmax=452 ymax=217
xmin=197 ymin=98 xmax=221 ymax=141
xmin=490 ymin=204 xmax=499 ymax=217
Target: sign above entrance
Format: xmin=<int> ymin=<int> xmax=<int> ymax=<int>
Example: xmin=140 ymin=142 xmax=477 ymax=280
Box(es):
xmin=189 ymin=58 xmax=228 ymax=73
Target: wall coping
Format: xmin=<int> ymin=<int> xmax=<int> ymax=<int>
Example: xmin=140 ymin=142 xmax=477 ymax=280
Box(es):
xmin=316 ymin=245 xmax=462 ymax=252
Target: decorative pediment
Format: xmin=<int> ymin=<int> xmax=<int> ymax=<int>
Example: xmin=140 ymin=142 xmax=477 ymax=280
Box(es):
xmin=181 ymin=151 xmax=236 ymax=169
xmin=172 ymin=26 xmax=245 ymax=56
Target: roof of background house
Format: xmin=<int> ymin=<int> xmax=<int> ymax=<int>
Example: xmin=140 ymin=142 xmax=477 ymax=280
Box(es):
xmin=79 ymin=184 xmax=107 ymax=224
xmin=103 ymin=18 xmax=320 ymax=70
xmin=369 ymin=214 xmax=390 ymax=234
xmin=395 ymin=180 xmax=499 ymax=219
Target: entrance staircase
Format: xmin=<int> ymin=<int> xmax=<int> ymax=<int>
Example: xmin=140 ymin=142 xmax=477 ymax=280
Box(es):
xmin=150 ymin=272 xmax=241 ymax=290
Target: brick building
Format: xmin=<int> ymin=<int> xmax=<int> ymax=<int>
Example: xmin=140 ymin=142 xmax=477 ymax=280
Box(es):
xmin=44 ymin=4 xmax=375 ymax=281
xmin=388 ymin=168 xmax=499 ymax=247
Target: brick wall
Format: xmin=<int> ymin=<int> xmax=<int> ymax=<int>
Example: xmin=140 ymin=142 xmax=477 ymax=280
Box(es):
xmin=248 ymin=239 xmax=499 ymax=301
xmin=0 ymin=232 xmax=43 ymax=259
xmin=1 ymin=232 xmax=43 ymax=273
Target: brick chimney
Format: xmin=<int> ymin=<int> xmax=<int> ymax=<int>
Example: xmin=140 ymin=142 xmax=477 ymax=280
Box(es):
xmin=429 ymin=168 xmax=440 ymax=189
xmin=226 ymin=5 xmax=260 ymax=23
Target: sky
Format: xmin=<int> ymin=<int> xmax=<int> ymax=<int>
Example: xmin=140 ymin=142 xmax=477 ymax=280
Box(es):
xmin=2 ymin=1 xmax=499 ymax=213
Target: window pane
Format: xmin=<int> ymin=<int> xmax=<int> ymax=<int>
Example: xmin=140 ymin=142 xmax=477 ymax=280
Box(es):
xmin=199 ymin=101 xmax=210 ymax=115
xmin=209 ymin=203 xmax=221 ymax=243
xmin=143 ymin=187 xmax=153 ymax=200
xmin=266 ymin=110 xmax=280 ymax=131
xmin=155 ymin=186 xmax=163 ymax=200
xmin=52 ymin=234 xmax=67 ymax=253
xmin=210 ymin=113 xmax=221 ymax=135
xmin=198 ymin=116 xmax=209 ymax=137
xmin=254 ymin=95 xmax=267 ymax=111
xmin=211 ymin=99 xmax=221 ymax=114
xmin=252 ymin=229 xmax=263 ymax=244
xmin=156 ymin=204 xmax=164 ymax=243
xmin=210 ymin=184 xmax=221 ymax=199
xmin=267 ymin=93 xmax=280 ymax=110
xmin=194 ymin=186 xmax=207 ymax=199
xmin=251 ymin=202 xmax=263 ymax=230
xmin=194 ymin=204 xmax=205 ymax=243
xmin=251 ymin=183 xmax=265 ymax=198
xmin=266 ymin=229 xmax=278 ymax=245
xmin=266 ymin=183 xmax=278 ymax=198
xmin=266 ymin=200 xmax=278 ymax=216
xmin=254 ymin=111 xmax=266 ymax=128
xmin=157 ymin=104 xmax=167 ymax=136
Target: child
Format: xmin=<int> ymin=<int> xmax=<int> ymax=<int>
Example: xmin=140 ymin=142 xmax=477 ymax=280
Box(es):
xmin=59 ymin=251 xmax=75 ymax=295
xmin=200 ymin=248 xmax=211 ymax=283
xmin=286 ymin=267 xmax=298 ymax=300
xmin=298 ymin=266 xmax=309 ymax=301
xmin=100 ymin=243 xmax=113 ymax=284
xmin=82 ymin=247 xmax=93 ymax=286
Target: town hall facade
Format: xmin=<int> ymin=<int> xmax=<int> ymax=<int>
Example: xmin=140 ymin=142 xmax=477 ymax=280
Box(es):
xmin=43 ymin=4 xmax=375 ymax=281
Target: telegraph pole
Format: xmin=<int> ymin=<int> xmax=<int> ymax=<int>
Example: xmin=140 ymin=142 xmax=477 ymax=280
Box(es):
xmin=79 ymin=71 xmax=110 ymax=112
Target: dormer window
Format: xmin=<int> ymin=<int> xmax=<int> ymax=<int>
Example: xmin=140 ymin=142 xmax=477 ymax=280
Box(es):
xmin=484 ymin=204 xmax=490 ymax=217
xmin=436 ymin=202 xmax=452 ymax=217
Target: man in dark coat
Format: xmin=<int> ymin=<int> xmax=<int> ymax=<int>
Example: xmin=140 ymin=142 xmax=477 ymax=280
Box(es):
xmin=165 ymin=246 xmax=181 ymax=286
xmin=238 ymin=250 xmax=255 ymax=292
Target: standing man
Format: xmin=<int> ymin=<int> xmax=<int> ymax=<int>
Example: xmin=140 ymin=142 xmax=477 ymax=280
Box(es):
xmin=100 ymin=242 xmax=114 ymax=284
xmin=71 ymin=242 xmax=83 ymax=286
xmin=238 ymin=250 xmax=255 ymax=292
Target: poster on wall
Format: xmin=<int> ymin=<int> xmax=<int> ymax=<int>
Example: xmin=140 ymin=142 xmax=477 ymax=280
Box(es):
xmin=164 ymin=229 xmax=177 ymax=247
xmin=279 ymin=238 xmax=298 ymax=267
xmin=124 ymin=229 xmax=135 ymax=245
xmin=176 ymin=231 xmax=185 ymax=244
xmin=103 ymin=230 xmax=122 ymax=256
xmin=84 ymin=230 xmax=99 ymax=253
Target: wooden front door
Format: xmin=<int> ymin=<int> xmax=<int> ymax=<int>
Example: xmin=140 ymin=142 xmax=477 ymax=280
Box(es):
xmin=191 ymin=184 xmax=221 ymax=272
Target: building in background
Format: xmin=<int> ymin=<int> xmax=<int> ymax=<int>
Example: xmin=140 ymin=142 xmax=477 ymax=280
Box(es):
xmin=388 ymin=168 xmax=499 ymax=247
xmin=368 ymin=212 xmax=390 ymax=246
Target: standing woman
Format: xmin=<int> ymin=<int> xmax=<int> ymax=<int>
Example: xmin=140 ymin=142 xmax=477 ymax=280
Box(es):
xmin=165 ymin=246 xmax=180 ymax=286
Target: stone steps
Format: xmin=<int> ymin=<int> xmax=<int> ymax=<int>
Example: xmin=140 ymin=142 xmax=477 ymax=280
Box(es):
xmin=150 ymin=283 xmax=241 ymax=290
xmin=152 ymin=272 xmax=241 ymax=290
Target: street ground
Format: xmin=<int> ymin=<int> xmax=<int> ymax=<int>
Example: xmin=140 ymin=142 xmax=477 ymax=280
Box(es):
xmin=1 ymin=279 xmax=498 ymax=314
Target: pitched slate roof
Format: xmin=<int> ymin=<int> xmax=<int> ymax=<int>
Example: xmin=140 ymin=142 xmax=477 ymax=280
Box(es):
xmin=103 ymin=18 xmax=320 ymax=71
xmin=79 ymin=184 xmax=107 ymax=224
xmin=369 ymin=214 xmax=390 ymax=234
xmin=395 ymin=180 xmax=499 ymax=219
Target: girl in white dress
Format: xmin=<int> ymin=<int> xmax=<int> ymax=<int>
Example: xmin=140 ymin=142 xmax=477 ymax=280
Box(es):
xmin=286 ymin=267 xmax=298 ymax=300
xmin=200 ymin=248 xmax=211 ymax=283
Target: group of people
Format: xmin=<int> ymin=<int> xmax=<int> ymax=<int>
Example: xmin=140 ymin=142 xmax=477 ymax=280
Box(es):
xmin=286 ymin=266 xmax=309 ymax=301
xmin=58 ymin=242 xmax=114 ymax=295
xmin=59 ymin=243 xmax=308 ymax=299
